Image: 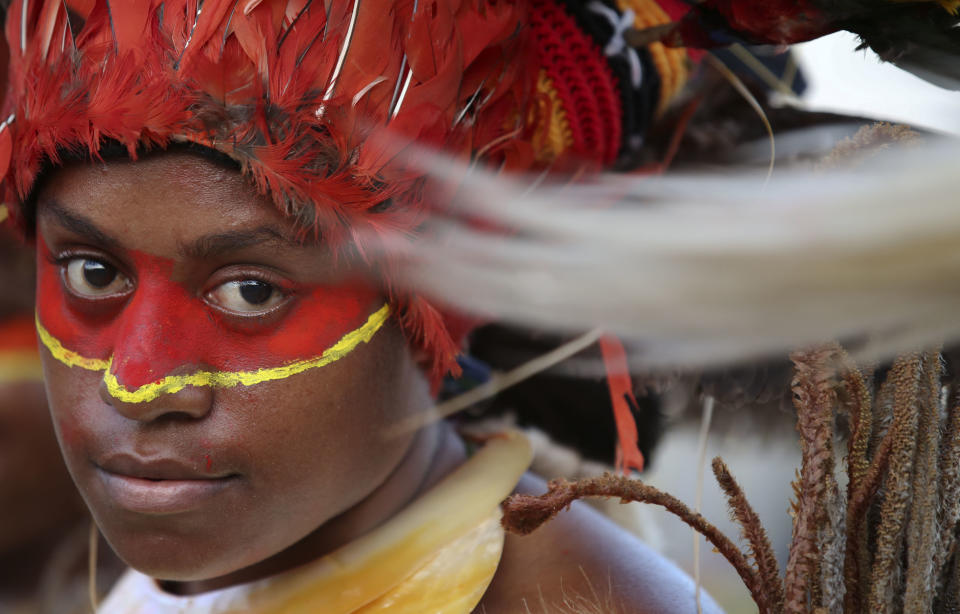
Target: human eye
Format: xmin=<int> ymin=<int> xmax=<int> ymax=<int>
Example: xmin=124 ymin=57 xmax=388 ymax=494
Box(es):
xmin=63 ymin=257 xmax=131 ymax=298
xmin=207 ymin=279 xmax=287 ymax=315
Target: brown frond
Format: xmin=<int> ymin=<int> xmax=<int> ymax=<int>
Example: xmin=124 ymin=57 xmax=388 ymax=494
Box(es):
xmin=818 ymin=474 xmax=847 ymax=614
xmin=501 ymin=474 xmax=769 ymax=612
xmin=904 ymin=351 xmax=943 ymax=613
xmin=870 ymin=362 xmax=900 ymax=456
xmin=840 ymin=349 xmax=873 ymax=495
xmin=843 ymin=354 xmax=929 ymax=612
xmin=837 ymin=350 xmax=873 ymax=612
xmin=789 ymin=468 xmax=802 ymax=521
xmin=936 ymin=393 xmax=960 ymax=594
xmin=868 ymin=352 xmax=924 ymax=613
xmin=785 ymin=345 xmax=840 ymax=614
xmin=712 ymin=457 xmax=785 ymax=614
xmin=936 ymin=527 xmax=960 ymax=614
xmin=846 ymin=401 xmax=895 ymax=612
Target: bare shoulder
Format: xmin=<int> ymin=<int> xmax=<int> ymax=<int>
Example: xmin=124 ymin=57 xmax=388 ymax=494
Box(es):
xmin=476 ymin=473 xmax=725 ymax=614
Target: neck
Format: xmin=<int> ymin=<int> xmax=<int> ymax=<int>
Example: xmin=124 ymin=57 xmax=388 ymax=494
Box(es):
xmin=165 ymin=422 xmax=467 ymax=595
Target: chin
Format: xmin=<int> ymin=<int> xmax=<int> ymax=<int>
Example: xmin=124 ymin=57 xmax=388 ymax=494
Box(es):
xmin=99 ymin=520 xmax=260 ymax=583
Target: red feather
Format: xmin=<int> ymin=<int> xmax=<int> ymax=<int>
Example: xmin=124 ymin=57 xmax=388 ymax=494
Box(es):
xmin=186 ymin=35 xmax=259 ymax=105
xmin=229 ymin=3 xmax=273 ymax=77
xmin=405 ymin=0 xmax=456 ymax=83
xmin=36 ymin=0 xmax=62 ymax=60
xmin=271 ymin=3 xmax=335 ymax=106
xmin=399 ymin=295 xmax=463 ymax=385
xmin=331 ymin=0 xmax=401 ymax=120
xmin=64 ymin=0 xmax=96 ymax=16
xmin=175 ymin=0 xmax=243 ymax=69
xmin=599 ymin=335 xmax=645 ymax=475
xmin=106 ymin=0 xmax=153 ymax=58
xmin=161 ymin=0 xmax=197 ymax=52
xmin=5 ymin=0 xmax=34 ymax=62
xmin=0 ymin=122 xmax=12 ymax=187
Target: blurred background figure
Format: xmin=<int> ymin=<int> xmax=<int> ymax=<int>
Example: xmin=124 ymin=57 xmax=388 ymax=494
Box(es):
xmin=0 ymin=225 xmax=119 ymax=614
xmin=0 ymin=6 xmax=112 ymax=610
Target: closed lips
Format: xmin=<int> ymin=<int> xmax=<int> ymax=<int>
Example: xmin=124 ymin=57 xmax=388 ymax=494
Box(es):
xmin=95 ymin=455 xmax=239 ymax=515
xmin=97 ymin=454 xmax=234 ymax=481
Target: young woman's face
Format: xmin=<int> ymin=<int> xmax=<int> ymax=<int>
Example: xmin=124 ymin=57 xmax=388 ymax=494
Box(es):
xmin=35 ymin=153 xmax=429 ymax=583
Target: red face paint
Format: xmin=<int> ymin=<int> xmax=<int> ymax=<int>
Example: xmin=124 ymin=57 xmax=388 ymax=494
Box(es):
xmin=36 ymin=238 xmax=384 ymax=397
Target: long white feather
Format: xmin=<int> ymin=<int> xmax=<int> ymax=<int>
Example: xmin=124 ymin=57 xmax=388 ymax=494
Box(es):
xmin=377 ymin=137 xmax=960 ymax=369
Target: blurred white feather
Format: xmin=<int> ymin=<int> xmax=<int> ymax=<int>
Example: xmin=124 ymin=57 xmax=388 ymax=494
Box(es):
xmin=377 ymin=137 xmax=960 ymax=369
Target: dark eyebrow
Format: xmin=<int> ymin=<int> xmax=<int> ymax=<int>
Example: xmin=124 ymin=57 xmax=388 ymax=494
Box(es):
xmin=38 ymin=200 xmax=123 ymax=249
xmin=181 ymin=226 xmax=292 ymax=260
xmin=39 ymin=199 xmax=295 ymax=259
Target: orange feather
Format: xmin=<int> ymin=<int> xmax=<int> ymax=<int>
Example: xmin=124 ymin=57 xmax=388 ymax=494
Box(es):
xmin=599 ymin=335 xmax=645 ymax=474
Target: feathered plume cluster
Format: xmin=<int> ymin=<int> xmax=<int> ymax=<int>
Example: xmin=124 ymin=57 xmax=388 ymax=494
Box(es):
xmin=0 ymin=0 xmax=539 ymax=378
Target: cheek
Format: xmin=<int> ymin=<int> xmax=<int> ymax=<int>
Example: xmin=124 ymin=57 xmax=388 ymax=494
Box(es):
xmin=41 ymin=352 xmax=103 ymax=468
xmin=235 ymin=326 xmax=423 ymax=534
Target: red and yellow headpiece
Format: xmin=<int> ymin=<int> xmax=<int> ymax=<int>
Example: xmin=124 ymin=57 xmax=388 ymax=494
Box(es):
xmin=0 ymin=0 xmax=694 ymax=379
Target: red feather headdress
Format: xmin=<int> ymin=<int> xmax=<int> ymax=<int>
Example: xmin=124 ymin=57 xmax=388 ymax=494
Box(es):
xmin=0 ymin=0 xmax=704 ymax=473
xmin=1 ymin=0 xmax=694 ymax=380
xmin=0 ymin=1 xmax=707 ymax=388
xmin=0 ymin=0 xmax=538 ymax=378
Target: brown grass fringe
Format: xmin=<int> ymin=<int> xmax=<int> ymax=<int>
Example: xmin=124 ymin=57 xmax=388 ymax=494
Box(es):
xmin=712 ymin=457 xmax=785 ymax=614
xmin=503 ymin=345 xmax=960 ymax=614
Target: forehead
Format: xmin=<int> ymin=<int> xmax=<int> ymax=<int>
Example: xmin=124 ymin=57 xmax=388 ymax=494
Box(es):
xmin=35 ymin=152 xmax=292 ymax=256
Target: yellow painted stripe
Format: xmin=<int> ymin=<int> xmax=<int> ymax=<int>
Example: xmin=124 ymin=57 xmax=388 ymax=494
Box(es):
xmin=35 ymin=314 xmax=112 ymax=371
xmin=37 ymin=304 xmax=391 ymax=404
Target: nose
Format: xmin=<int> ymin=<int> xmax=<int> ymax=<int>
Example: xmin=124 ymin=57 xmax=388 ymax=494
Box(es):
xmin=100 ymin=370 xmax=214 ymax=422
xmin=101 ymin=269 xmax=214 ymax=421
